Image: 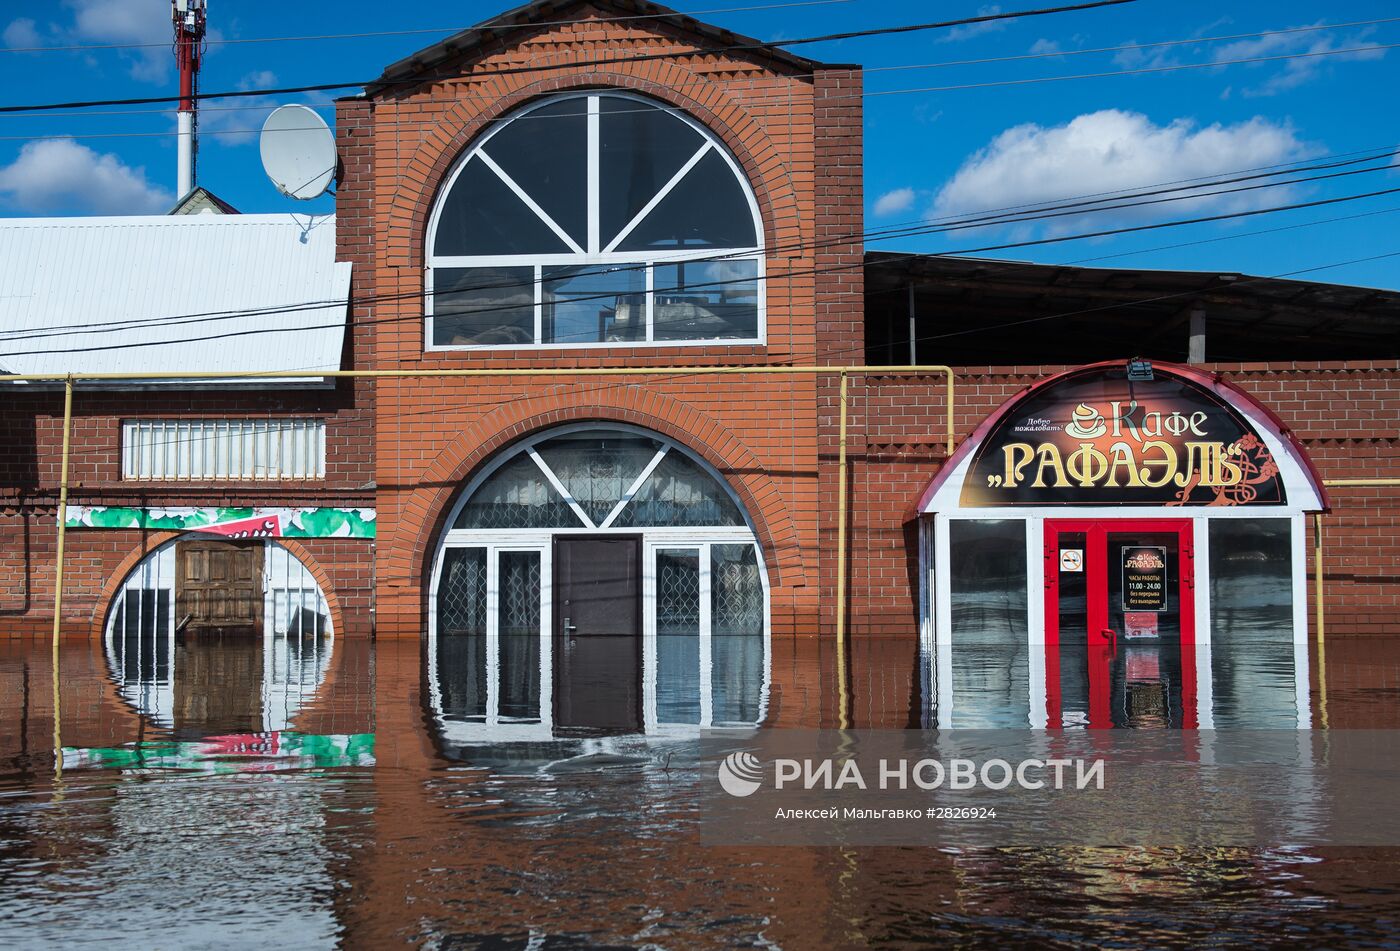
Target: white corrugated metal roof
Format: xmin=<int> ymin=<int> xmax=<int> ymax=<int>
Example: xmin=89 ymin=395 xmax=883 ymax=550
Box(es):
xmin=0 ymin=213 xmax=350 ymax=385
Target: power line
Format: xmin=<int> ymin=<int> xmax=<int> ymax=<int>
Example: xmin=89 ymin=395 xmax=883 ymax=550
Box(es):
xmin=7 ymin=182 xmax=1400 ymax=360
xmin=51 ymin=241 xmax=1400 ymax=461
xmin=5 ymin=149 xmax=1395 ymax=347
xmin=7 ymin=149 xmax=1399 ymax=346
xmin=38 ymin=244 xmax=1400 ymax=468
xmin=0 ymin=0 xmax=857 ymax=54
xmin=0 ymin=1 xmax=1137 ymax=114
xmin=14 ymin=15 xmax=1398 ymax=124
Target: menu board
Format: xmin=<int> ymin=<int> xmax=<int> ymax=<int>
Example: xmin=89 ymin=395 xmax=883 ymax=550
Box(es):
xmin=1122 ymin=546 xmax=1168 ymax=612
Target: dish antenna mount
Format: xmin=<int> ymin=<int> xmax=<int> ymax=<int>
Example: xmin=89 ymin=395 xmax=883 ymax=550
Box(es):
xmin=259 ymin=105 xmax=337 ymax=200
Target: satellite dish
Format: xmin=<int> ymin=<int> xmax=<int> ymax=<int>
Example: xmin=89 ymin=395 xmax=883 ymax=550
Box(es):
xmin=259 ymin=105 xmax=337 ymax=200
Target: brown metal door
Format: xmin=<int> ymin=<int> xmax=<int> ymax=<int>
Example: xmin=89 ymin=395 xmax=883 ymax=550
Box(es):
xmin=553 ymin=536 xmax=641 ymax=734
xmin=176 ymin=539 xmax=264 ymax=633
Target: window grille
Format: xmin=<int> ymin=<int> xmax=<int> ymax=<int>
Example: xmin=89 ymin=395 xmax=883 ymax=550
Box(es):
xmin=122 ymin=419 xmax=326 ymax=481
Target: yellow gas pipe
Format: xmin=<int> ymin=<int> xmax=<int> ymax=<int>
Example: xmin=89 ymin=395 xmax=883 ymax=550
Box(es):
xmin=22 ymin=364 xmax=957 ymax=743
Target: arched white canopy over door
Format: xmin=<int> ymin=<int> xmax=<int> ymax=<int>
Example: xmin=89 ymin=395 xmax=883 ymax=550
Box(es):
xmin=914 ymin=361 xmax=1327 ymax=730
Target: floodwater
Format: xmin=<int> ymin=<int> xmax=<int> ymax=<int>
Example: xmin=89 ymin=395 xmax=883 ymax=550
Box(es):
xmin=1 ymin=631 xmax=1398 ymax=948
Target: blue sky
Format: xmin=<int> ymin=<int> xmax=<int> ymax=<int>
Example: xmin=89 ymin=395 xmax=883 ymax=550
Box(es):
xmin=1 ymin=0 xmax=1397 ymax=288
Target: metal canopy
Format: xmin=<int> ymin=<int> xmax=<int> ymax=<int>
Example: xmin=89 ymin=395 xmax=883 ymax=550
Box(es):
xmin=865 ymin=252 xmax=1400 ymax=366
xmin=0 ymin=214 xmax=350 ymax=386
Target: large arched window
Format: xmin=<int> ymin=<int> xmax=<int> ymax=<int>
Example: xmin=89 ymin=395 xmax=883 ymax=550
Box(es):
xmin=426 ymin=92 xmax=765 ymax=349
xmin=428 ymin=424 xmax=769 ymax=742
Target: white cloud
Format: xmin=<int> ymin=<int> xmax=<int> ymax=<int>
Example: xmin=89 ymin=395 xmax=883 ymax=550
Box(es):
xmin=1029 ymin=38 xmax=1061 ymax=56
xmin=933 ymin=110 xmax=1312 ymax=235
xmin=939 ymin=5 xmax=1006 ymax=43
xmin=238 ymin=70 xmax=279 ymax=91
xmin=62 ymin=0 xmax=171 ymax=82
xmin=1212 ymin=26 xmax=1387 ymax=97
xmin=873 ymin=187 xmax=917 ymax=217
xmin=0 ymin=138 xmax=172 ymax=215
xmin=2 ymin=18 xmax=41 ymax=49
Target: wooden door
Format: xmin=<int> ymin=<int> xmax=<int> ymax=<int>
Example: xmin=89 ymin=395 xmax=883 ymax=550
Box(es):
xmin=176 ymin=539 xmax=264 ymax=633
xmin=553 ymin=536 xmax=642 ymax=734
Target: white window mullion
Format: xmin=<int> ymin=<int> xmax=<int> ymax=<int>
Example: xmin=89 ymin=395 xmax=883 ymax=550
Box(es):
xmin=699 ymin=542 xmax=714 ymax=728
xmin=527 ymin=447 xmax=594 ymax=529
xmin=604 ymin=142 xmax=712 ymax=253
xmin=477 ymin=150 xmax=584 ymax=255
xmin=599 ymin=446 xmax=669 ymax=529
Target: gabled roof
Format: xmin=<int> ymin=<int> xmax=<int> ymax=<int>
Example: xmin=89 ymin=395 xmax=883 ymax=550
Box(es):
xmin=168 ymin=186 xmax=240 ymax=216
xmin=0 ymin=214 xmax=350 ymax=385
xmin=368 ymin=0 xmax=821 ymax=96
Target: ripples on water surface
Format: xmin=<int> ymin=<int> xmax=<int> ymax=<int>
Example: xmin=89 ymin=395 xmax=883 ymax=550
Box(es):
xmin=0 ymin=634 xmax=1398 ymax=948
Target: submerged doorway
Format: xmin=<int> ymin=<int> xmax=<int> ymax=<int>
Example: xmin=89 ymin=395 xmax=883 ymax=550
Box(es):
xmin=1044 ymin=518 xmax=1196 ymax=728
xmin=428 ymin=424 xmax=770 ymax=742
xmin=175 ymin=539 xmax=264 ymax=634
xmin=554 ymin=535 xmax=642 ymax=734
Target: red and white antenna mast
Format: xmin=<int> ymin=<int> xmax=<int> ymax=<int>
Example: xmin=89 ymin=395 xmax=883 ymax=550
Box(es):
xmin=173 ymin=0 xmax=208 ymax=197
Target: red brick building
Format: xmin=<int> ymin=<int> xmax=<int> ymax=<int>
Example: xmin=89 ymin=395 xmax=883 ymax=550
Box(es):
xmin=3 ymin=0 xmax=1396 ymax=734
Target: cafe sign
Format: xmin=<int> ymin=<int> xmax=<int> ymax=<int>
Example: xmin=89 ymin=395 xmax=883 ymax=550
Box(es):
xmin=961 ymin=364 xmax=1285 ymax=507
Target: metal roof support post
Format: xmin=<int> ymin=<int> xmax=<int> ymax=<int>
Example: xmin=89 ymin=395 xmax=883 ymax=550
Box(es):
xmin=1188 ymin=303 xmax=1206 ymax=364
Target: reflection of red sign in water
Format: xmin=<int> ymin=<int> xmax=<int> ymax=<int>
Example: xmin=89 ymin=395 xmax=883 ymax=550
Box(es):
xmin=1124 ymin=612 xmax=1160 ymax=639
xmin=962 ymin=365 xmax=1285 ymax=507
xmin=195 ymin=515 xmax=282 ymax=538
xmin=202 ymin=733 xmax=281 ymax=756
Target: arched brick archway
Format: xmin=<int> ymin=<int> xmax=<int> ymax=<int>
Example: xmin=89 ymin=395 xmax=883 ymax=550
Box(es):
xmin=397 ymin=393 xmax=810 ymax=608
xmin=88 ymin=532 xmax=347 ymax=641
xmin=383 ymin=64 xmax=805 ymax=269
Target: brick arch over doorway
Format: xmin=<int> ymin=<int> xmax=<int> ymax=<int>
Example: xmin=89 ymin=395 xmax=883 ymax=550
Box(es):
xmin=87 ymin=533 xmax=347 ymax=641
xmin=383 ymin=65 xmax=805 ymax=268
xmin=396 ymin=393 xmax=810 ymax=610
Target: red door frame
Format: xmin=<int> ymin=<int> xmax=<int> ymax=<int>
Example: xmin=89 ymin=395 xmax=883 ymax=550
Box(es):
xmin=1042 ymin=518 xmax=1197 ymax=728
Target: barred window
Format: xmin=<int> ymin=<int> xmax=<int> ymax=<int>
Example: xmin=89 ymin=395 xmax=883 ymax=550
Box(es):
xmin=122 ymin=419 xmax=326 ymax=481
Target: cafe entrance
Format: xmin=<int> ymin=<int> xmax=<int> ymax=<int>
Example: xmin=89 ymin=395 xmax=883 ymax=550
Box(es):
xmin=1044 ymin=517 xmax=1196 ymax=728
xmin=915 ymin=360 xmax=1327 ymax=729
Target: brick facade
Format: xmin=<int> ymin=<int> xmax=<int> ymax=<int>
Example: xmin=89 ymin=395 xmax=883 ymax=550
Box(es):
xmin=352 ymin=8 xmax=850 ymax=637
xmin=839 ymin=361 xmax=1400 ymax=638
xmin=0 ymin=381 xmax=375 ymax=637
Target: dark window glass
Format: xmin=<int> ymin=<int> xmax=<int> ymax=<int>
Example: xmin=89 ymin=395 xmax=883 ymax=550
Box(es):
xmin=437 ymin=548 xmax=487 ymax=720
xmin=947 ymin=520 xmax=1029 ymax=728
xmin=616 ymin=149 xmax=758 ymax=252
xmin=433 ymin=156 xmax=570 ymax=257
xmin=656 ymin=548 xmax=701 ymax=724
xmin=653 ymin=259 xmax=758 ymax=340
xmin=499 ymin=551 xmax=542 ymax=720
xmin=1209 ymin=519 xmax=1297 ymax=727
xmin=611 ymin=451 xmax=743 ymax=527
xmin=480 ymin=99 xmax=589 ymax=248
xmin=432 ymin=267 xmax=534 ymax=346
xmin=712 ymin=543 xmax=764 ymax=724
xmin=534 ymin=433 xmax=660 ymax=526
xmin=949 ymin=520 xmax=1028 ymax=643
xmin=542 ymin=265 xmax=645 ymax=345
xmin=453 ymin=454 xmax=582 ymax=530
xmin=599 ymin=96 xmax=704 ymax=247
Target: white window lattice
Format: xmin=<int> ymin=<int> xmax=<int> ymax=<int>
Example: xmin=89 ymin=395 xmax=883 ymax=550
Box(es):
xmin=122 ymin=418 xmax=326 ymax=481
